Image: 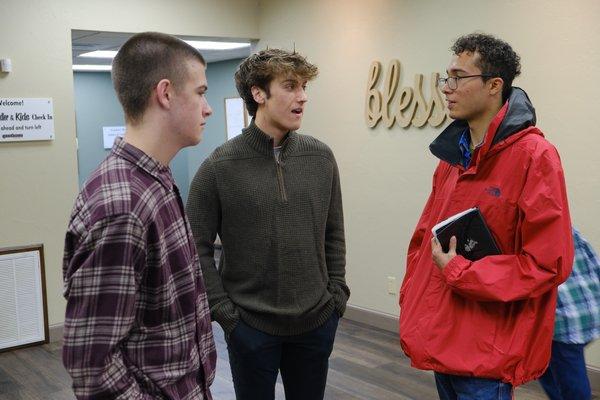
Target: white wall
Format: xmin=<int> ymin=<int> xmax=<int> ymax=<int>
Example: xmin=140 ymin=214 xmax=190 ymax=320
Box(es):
xmin=0 ymin=0 xmax=259 ymax=328
xmin=257 ymin=0 xmax=600 ymax=367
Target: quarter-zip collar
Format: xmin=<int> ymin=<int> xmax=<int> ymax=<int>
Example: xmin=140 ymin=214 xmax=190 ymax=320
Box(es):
xmin=242 ymin=119 xmax=298 ymax=159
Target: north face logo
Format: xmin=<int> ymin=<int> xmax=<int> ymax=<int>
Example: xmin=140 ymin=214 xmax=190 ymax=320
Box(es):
xmin=485 ymin=186 xmax=501 ymax=197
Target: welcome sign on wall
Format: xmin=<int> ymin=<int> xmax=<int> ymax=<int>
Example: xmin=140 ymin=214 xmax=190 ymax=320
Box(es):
xmin=365 ymin=60 xmax=449 ymax=129
xmin=0 ymin=98 xmax=55 ymax=142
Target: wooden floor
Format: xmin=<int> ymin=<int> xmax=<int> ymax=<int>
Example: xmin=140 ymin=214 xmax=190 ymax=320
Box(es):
xmin=0 ymin=319 xmax=595 ymax=399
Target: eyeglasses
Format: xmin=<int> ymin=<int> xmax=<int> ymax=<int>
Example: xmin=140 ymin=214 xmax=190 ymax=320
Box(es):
xmin=437 ymin=74 xmax=493 ymax=90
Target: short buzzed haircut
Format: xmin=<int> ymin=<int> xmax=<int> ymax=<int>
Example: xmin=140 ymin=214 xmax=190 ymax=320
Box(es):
xmin=451 ymin=33 xmax=521 ymax=102
xmin=235 ymin=49 xmax=318 ymax=117
xmin=112 ymin=32 xmax=205 ymax=124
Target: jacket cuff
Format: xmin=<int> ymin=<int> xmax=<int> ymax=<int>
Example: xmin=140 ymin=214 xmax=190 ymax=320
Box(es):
xmin=211 ymin=300 xmax=240 ymax=335
xmin=442 ymin=255 xmax=470 ymax=285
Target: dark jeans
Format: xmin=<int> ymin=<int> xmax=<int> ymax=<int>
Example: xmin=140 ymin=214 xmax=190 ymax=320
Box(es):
xmin=538 ymin=340 xmax=592 ymax=400
xmin=226 ymin=312 xmax=339 ymax=400
xmin=434 ymin=372 xmax=513 ymax=400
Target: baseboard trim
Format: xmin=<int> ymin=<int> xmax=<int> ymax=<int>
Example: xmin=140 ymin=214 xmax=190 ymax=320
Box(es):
xmin=343 ymin=304 xmax=398 ymax=334
xmin=49 ymin=323 xmax=63 ymax=343
xmin=343 ymin=304 xmax=599 ymax=391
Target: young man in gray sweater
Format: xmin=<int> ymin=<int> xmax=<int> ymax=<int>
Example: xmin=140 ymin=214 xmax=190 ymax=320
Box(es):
xmin=187 ymin=49 xmax=350 ymax=400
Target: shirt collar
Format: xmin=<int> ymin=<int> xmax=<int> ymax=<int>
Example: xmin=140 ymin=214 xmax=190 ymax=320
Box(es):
xmin=459 ymin=129 xmax=471 ymax=152
xmin=459 ymin=129 xmax=472 ymax=168
xmin=111 ymin=137 xmax=175 ymax=190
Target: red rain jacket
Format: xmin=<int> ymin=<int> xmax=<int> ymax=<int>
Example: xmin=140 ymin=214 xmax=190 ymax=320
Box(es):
xmin=399 ymin=88 xmax=573 ymax=386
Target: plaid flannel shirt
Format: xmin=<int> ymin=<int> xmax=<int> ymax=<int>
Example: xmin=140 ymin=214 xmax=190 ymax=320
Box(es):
xmin=554 ymin=228 xmax=600 ymax=344
xmin=63 ymin=138 xmax=216 ymax=399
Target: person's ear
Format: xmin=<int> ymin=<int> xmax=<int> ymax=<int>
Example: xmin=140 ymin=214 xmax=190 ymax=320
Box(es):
xmin=489 ymin=77 xmax=504 ymax=97
xmin=155 ymin=79 xmax=173 ymax=109
xmin=251 ymin=86 xmax=266 ymax=104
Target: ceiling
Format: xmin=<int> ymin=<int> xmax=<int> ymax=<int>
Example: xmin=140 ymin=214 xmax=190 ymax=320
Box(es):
xmin=72 ymin=30 xmax=254 ymax=69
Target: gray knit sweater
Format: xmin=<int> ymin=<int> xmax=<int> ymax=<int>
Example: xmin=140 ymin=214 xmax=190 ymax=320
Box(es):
xmin=186 ymin=121 xmax=350 ymax=336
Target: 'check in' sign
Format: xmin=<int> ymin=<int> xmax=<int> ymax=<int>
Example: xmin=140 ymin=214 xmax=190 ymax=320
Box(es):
xmin=0 ymin=98 xmax=55 ymax=142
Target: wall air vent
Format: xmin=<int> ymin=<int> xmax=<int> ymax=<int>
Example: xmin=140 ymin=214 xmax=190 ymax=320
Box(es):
xmin=0 ymin=245 xmax=48 ymax=352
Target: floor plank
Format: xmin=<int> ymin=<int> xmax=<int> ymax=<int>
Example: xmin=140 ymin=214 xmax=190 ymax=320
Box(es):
xmin=0 ymin=319 xmax=596 ymax=399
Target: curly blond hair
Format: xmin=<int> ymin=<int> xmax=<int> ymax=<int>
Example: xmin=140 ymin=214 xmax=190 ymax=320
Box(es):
xmin=235 ymin=49 xmax=318 ymax=117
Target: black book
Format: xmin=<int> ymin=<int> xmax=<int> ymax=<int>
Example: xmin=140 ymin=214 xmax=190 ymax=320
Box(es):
xmin=431 ymin=207 xmax=501 ymax=261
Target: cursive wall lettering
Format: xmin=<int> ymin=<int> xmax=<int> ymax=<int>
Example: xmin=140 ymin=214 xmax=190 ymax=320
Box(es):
xmin=365 ymin=60 xmax=448 ymax=129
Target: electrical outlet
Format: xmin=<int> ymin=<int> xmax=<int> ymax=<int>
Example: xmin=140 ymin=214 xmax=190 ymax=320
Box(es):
xmin=387 ymin=276 xmax=396 ymax=295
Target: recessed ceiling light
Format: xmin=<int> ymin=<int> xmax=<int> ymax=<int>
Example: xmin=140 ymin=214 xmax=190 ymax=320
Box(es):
xmin=184 ymin=40 xmax=250 ymax=50
xmin=78 ymin=50 xmax=118 ymax=58
xmin=76 ymin=40 xmax=250 ymax=61
xmin=72 ymin=65 xmax=112 ymax=72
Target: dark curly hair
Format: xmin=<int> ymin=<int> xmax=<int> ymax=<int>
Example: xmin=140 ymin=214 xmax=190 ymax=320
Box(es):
xmin=451 ymin=33 xmax=521 ymax=102
xmin=234 ymin=49 xmax=318 ymax=117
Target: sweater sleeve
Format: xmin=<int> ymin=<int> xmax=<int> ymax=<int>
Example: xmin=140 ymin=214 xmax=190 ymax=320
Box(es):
xmin=325 ymin=153 xmax=350 ymax=316
xmin=187 ymin=158 xmax=240 ymax=334
xmin=442 ymin=147 xmax=574 ymax=302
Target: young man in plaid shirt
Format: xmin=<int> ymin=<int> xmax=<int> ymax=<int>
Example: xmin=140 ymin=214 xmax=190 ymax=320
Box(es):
xmin=62 ymin=32 xmax=216 ymax=399
xmin=538 ymin=228 xmax=600 ymax=400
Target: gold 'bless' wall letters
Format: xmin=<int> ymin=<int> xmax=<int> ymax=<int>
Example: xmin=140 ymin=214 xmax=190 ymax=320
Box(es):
xmin=365 ymin=60 xmax=448 ymax=129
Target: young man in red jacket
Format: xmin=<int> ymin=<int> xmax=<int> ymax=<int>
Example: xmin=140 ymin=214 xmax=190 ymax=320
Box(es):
xmin=399 ymin=33 xmax=573 ymax=399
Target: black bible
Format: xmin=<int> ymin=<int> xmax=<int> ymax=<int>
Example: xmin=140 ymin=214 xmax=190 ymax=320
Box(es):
xmin=431 ymin=207 xmax=501 ymax=261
